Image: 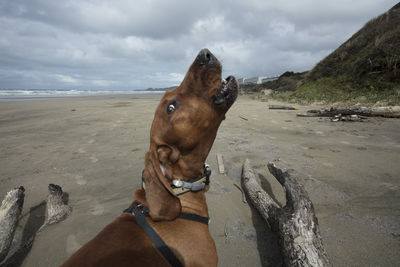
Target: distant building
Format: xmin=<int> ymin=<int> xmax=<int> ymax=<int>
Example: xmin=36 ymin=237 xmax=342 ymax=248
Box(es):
xmin=238 ymin=76 xmax=279 ymax=86
xmin=243 ymin=77 xmax=261 ymax=85
xmin=261 ymin=76 xmax=279 ymax=83
xmin=237 ymin=78 xmax=245 ymax=85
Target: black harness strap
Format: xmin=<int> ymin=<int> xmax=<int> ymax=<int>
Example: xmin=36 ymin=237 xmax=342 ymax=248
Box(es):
xmin=123 ymin=204 xmax=209 ymax=267
xmin=178 ymin=213 xmax=209 ymax=225
xmin=124 ymin=205 xmax=183 ymax=267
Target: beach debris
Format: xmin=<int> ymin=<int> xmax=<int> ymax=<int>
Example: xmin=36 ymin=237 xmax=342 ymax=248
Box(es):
xmin=239 ymin=115 xmax=248 ymax=121
xmin=216 ymin=154 xmax=225 ymax=174
xmin=2 ymin=185 xmax=70 ymax=265
xmin=262 ymin=89 xmax=273 ymax=96
xmin=241 ymin=159 xmax=331 ymax=267
xmin=223 ymin=222 xmax=229 ymax=238
xmin=233 ymin=183 xmax=247 ymax=204
xmin=330 ymin=114 xmax=367 ymax=122
xmin=0 ymin=186 xmax=25 ymax=262
xmin=269 ymin=105 xmax=298 ymax=110
xmin=39 ymin=184 xmax=71 ymax=231
xmin=297 ymin=105 xmax=400 ymax=119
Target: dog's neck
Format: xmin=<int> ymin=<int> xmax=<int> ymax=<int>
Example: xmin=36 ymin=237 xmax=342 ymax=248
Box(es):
xmin=133 ymin=187 xmax=209 ymax=219
xmin=171 ymin=164 xmax=209 ymax=217
xmin=178 ymin=191 xmax=209 ymax=218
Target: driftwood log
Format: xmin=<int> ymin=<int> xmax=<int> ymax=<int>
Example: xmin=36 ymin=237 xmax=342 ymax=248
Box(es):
xmin=39 ymin=184 xmax=71 ymax=231
xmin=297 ymin=106 xmax=400 ymax=118
xmin=0 ymin=187 xmax=25 ymax=262
xmin=269 ymin=105 xmax=298 ymax=110
xmin=1 ymin=184 xmax=71 ymax=265
xmin=241 ymin=159 xmax=331 ymax=267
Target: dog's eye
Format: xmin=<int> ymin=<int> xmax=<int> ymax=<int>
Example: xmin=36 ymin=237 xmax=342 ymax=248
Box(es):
xmin=167 ymin=103 xmax=175 ymax=114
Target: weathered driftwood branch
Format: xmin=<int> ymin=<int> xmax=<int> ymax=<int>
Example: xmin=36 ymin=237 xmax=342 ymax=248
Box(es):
xmin=39 ymin=184 xmax=71 ymax=231
xmin=233 ymin=183 xmax=247 ymax=204
xmin=269 ymin=105 xmax=298 ymax=110
xmin=297 ymin=106 xmax=400 ymax=118
xmin=1 ymin=184 xmax=71 ymax=265
xmin=241 ymin=159 xmax=331 ymax=267
xmin=0 ymin=187 xmax=25 ymax=262
xmin=216 ymin=154 xmax=225 ymax=174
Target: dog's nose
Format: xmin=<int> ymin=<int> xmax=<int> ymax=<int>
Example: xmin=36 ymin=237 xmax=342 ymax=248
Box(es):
xmin=196 ymin=48 xmax=219 ymax=66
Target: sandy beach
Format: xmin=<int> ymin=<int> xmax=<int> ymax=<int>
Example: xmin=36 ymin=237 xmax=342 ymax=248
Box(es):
xmin=0 ymin=94 xmax=399 ymax=266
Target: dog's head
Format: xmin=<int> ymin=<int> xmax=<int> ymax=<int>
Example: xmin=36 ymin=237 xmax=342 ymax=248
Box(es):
xmin=140 ymin=49 xmax=238 ymax=220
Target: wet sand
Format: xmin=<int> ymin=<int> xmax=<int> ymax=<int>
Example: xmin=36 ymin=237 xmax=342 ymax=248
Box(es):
xmin=0 ymin=94 xmax=399 ymax=266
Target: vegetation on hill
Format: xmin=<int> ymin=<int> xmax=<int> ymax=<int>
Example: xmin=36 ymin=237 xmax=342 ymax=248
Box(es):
xmin=308 ymin=3 xmax=399 ymax=83
xmin=251 ymin=3 xmax=400 ymax=106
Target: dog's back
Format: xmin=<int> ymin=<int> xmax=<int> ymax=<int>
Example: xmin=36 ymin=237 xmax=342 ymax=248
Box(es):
xmin=62 ymin=212 xmax=217 ymax=267
xmin=61 ymin=214 xmax=168 ymax=267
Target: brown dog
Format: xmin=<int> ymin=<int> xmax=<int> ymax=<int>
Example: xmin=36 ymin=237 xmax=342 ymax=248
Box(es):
xmin=62 ymin=49 xmax=238 ymax=267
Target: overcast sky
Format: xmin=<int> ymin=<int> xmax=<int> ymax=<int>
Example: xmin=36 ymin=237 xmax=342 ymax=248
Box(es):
xmin=0 ymin=0 xmax=397 ymax=90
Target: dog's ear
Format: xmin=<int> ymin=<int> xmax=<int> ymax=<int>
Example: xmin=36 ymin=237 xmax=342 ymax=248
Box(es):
xmin=143 ymin=150 xmax=181 ymax=221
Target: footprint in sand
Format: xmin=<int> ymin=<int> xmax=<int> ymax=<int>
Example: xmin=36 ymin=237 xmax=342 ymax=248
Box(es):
xmin=75 ymin=175 xmax=87 ymax=185
xmin=88 ymin=139 xmax=95 ymax=144
xmin=90 ymin=202 xmax=105 ymax=216
xmin=110 ymin=119 xmax=123 ymax=131
xmin=77 ymin=148 xmax=86 ymax=154
xmin=66 ymin=234 xmax=81 ymax=255
xmin=340 ymin=141 xmax=350 ymax=145
xmin=89 ymin=155 xmax=98 ymax=163
xmin=355 ymin=135 xmax=368 ymax=139
xmin=322 ymin=162 xmax=334 ymax=167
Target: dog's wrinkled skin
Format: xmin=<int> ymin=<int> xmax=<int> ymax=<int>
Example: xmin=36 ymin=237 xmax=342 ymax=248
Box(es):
xmin=62 ymin=49 xmax=238 ymax=267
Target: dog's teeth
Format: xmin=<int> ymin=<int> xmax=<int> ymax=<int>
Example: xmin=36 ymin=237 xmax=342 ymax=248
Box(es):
xmin=222 ymin=79 xmax=227 ymax=85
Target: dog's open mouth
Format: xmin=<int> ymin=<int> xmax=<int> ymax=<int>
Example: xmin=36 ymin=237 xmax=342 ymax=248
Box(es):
xmin=213 ymin=76 xmax=238 ymax=108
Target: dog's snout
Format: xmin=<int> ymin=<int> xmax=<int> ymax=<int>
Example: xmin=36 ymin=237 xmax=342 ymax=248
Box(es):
xmin=196 ymin=48 xmax=219 ymax=66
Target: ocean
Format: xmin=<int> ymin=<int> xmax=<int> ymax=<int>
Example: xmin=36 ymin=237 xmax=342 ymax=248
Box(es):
xmin=0 ymin=88 xmax=164 ymax=101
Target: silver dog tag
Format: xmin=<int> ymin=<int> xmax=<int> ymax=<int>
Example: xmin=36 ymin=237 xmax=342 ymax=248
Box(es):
xmin=172 ymin=179 xmax=184 ymax=188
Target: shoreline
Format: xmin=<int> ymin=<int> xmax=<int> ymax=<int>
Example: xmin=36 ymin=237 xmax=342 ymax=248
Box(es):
xmin=0 ymin=92 xmax=164 ymax=102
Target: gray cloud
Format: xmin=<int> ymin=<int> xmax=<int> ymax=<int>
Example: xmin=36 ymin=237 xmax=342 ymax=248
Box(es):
xmin=0 ymin=0 xmax=397 ymax=89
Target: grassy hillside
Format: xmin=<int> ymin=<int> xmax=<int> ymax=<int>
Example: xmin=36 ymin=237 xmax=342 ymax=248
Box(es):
xmin=309 ymin=3 xmax=400 ymax=82
xmin=257 ymin=3 xmax=400 ymax=105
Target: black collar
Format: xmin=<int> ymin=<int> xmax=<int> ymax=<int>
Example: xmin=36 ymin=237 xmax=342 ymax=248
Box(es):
xmin=141 ymin=164 xmax=211 ymax=196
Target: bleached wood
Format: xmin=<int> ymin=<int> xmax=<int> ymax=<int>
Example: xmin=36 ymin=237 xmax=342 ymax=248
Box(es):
xmin=0 ymin=187 xmax=24 ymax=262
xmin=269 ymin=105 xmax=298 ymax=110
xmin=242 ymin=159 xmax=331 ymax=267
xmin=297 ymin=106 xmax=400 ymax=118
xmin=216 ymin=154 xmax=225 ymax=174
